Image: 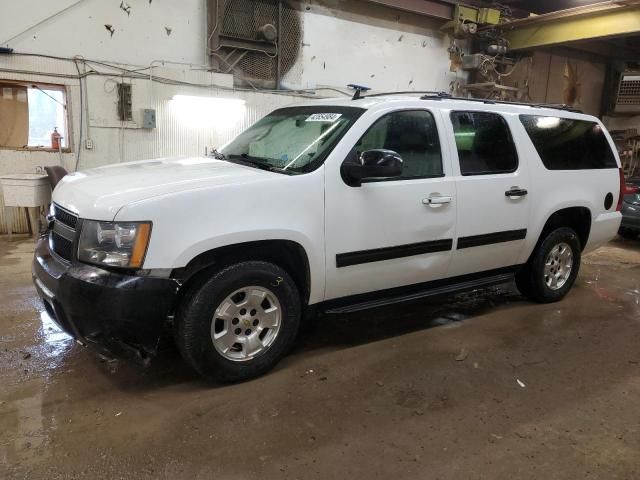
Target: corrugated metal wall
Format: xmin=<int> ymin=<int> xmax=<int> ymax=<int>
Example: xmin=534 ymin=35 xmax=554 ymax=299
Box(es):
xmin=0 ymin=205 xmax=32 ymax=235
xmin=0 ymin=56 xmax=303 ymax=233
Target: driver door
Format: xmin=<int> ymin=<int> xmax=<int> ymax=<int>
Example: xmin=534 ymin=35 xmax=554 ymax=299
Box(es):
xmin=324 ymin=108 xmax=457 ymax=301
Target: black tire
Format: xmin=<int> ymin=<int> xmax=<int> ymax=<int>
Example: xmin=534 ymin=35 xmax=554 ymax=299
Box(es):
xmin=619 ymin=227 xmax=638 ymax=239
xmin=175 ymin=261 xmax=301 ymax=383
xmin=515 ymin=227 xmax=581 ymax=303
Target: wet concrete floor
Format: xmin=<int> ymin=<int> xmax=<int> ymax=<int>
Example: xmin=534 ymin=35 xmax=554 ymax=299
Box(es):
xmin=1 ymin=236 xmax=639 ymax=479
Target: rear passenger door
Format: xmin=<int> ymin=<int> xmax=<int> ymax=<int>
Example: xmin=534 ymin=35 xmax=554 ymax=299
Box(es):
xmin=444 ymin=110 xmax=531 ymax=276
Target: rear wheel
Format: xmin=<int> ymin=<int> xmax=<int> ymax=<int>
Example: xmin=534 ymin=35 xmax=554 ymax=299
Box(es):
xmin=516 ymin=227 xmax=581 ymax=303
xmin=175 ymin=261 xmax=301 ymax=383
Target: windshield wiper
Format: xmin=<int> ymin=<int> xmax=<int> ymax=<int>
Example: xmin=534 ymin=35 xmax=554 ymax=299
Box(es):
xmin=210 ymin=148 xmax=226 ymax=160
xmin=227 ymin=154 xmax=294 ymax=175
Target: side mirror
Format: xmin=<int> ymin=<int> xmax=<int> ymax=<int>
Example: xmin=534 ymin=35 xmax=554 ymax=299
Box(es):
xmin=342 ymin=149 xmax=403 ymax=187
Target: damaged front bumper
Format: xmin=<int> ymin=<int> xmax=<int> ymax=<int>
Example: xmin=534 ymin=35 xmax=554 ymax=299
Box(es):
xmin=32 ymin=234 xmax=180 ymax=364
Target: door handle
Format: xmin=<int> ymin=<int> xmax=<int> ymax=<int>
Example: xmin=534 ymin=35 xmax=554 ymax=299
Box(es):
xmin=423 ymin=195 xmax=452 ymax=205
xmin=505 ymin=187 xmax=528 ymax=198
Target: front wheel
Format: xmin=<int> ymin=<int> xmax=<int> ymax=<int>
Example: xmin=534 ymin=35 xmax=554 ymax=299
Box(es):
xmin=515 ymin=227 xmax=581 ymax=303
xmin=175 ymin=261 xmax=301 ymax=383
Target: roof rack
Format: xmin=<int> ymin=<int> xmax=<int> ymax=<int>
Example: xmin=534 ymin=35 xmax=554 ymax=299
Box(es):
xmin=346 ymin=88 xmax=582 ymax=113
xmin=419 ymin=92 xmax=582 ymax=113
xmin=361 ymin=90 xmax=451 ymax=99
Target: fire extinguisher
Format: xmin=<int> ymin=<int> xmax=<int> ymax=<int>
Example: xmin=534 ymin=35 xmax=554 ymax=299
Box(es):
xmin=51 ymin=127 xmax=61 ymax=150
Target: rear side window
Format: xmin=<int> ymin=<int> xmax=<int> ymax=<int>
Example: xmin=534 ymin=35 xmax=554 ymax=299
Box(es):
xmin=519 ymin=115 xmax=617 ymax=170
xmin=450 ymin=111 xmax=518 ymax=175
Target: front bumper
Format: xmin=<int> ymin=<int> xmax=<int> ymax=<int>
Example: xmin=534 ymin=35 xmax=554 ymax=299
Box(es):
xmin=32 ymin=234 xmax=180 ymax=363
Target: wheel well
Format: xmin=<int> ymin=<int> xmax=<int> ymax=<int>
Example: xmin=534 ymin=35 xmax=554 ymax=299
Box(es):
xmin=172 ymin=240 xmax=311 ymax=310
xmin=538 ymin=207 xmax=592 ymax=251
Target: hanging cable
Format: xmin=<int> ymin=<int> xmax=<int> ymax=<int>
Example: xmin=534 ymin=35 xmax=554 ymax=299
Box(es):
xmin=0 ymin=64 xmax=350 ymax=97
xmin=72 ymin=58 xmax=83 ymax=172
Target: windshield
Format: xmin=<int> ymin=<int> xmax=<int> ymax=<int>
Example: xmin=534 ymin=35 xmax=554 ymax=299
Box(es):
xmin=219 ymin=106 xmax=364 ymax=174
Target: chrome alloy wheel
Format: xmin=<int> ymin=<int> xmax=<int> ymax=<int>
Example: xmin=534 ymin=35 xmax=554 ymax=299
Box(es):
xmin=543 ymin=242 xmax=573 ymax=290
xmin=211 ymin=286 xmax=282 ymax=362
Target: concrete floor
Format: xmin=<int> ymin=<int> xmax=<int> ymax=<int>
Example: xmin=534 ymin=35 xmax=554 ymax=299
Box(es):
xmin=1 ymin=237 xmax=639 ymax=479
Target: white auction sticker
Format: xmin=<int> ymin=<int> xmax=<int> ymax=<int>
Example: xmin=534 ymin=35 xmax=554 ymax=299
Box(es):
xmin=306 ymin=113 xmax=343 ymax=122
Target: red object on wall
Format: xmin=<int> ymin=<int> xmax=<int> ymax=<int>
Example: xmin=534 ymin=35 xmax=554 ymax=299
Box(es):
xmin=51 ymin=127 xmax=61 ymax=150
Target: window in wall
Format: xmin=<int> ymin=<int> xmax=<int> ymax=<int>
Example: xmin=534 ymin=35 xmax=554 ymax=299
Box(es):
xmin=519 ymin=115 xmax=617 ymax=170
xmin=0 ymin=82 xmax=68 ymax=150
xmin=349 ymin=110 xmax=443 ymax=179
xmin=450 ymin=111 xmax=518 ymax=175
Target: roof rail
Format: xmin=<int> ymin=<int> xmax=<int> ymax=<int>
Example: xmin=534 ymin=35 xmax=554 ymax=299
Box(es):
xmin=534 ymin=103 xmax=582 ymax=113
xmin=418 ymin=92 xmax=582 ymax=113
xmin=360 ymin=90 xmax=451 ymax=99
xmin=346 ymin=88 xmax=582 ymax=113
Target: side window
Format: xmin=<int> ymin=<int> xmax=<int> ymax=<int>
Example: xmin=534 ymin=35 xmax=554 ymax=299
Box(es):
xmin=350 ymin=110 xmax=443 ymax=179
xmin=519 ymin=115 xmax=617 ymax=170
xmin=450 ymin=111 xmax=518 ymax=176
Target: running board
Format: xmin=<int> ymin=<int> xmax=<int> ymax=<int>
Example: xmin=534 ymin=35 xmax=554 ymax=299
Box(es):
xmin=323 ymin=272 xmax=515 ymax=315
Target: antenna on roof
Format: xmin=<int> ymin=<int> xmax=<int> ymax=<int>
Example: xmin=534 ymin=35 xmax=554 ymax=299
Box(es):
xmin=347 ymin=84 xmax=371 ymax=100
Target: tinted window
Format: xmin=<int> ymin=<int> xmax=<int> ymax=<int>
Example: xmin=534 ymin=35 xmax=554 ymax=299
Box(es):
xmin=350 ymin=110 xmax=443 ymax=179
xmin=451 ymin=111 xmax=518 ymax=175
xmin=519 ymin=115 xmax=617 ymax=170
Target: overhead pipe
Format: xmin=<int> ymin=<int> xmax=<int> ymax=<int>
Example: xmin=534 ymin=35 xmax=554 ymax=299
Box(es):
xmin=361 ymin=0 xmax=455 ymax=20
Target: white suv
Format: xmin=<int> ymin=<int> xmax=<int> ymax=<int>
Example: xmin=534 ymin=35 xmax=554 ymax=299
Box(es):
xmin=33 ymin=93 xmax=623 ymax=382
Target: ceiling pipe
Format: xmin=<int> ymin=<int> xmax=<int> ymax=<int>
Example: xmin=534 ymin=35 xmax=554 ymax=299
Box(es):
xmin=361 ymin=0 xmax=455 ymax=21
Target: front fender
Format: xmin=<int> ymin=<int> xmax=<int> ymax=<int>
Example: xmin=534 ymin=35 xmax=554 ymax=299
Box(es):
xmin=114 ymin=169 xmax=326 ymax=303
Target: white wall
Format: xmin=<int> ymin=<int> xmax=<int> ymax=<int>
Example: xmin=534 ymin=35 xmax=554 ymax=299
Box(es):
xmin=0 ymin=0 xmax=458 ymax=233
xmin=284 ymin=2 xmax=459 ymax=92
xmin=3 ymin=0 xmax=458 ymax=92
xmin=2 ymin=0 xmax=208 ymax=66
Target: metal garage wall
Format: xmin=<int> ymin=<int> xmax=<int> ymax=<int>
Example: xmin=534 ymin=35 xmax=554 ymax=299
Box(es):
xmin=0 ymin=206 xmax=31 ymax=234
xmin=75 ymin=70 xmax=300 ymax=170
xmin=0 ymin=0 xmax=460 ymax=233
xmin=0 ymin=55 xmax=301 ymax=233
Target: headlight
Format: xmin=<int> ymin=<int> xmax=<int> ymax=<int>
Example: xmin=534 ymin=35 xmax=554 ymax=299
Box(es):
xmin=78 ymin=220 xmax=152 ymax=269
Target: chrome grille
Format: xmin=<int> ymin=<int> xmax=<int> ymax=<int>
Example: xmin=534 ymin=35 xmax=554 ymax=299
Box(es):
xmin=51 ymin=231 xmax=73 ymax=261
xmin=53 ymin=204 xmax=78 ymax=229
xmin=50 ymin=204 xmax=78 ymax=262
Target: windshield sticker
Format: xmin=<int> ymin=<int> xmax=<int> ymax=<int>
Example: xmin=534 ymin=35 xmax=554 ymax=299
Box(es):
xmin=306 ymin=113 xmax=343 ymax=122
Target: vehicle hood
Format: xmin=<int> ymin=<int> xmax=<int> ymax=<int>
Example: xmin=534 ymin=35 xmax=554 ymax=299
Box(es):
xmin=53 ymin=157 xmax=273 ymax=219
